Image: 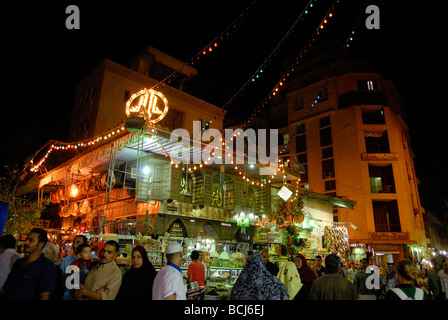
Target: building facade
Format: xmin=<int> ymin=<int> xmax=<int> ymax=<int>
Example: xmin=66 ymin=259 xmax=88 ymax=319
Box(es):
xmin=68 ymin=46 xmax=226 ymax=142
xmin=265 ymin=47 xmax=428 ymax=263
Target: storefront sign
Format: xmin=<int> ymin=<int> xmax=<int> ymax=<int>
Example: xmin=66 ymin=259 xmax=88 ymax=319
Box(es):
xmin=369 ymin=232 xmax=409 ymax=241
xmin=371 ymin=243 xmax=402 ymax=252
xmin=277 ymin=186 xmax=292 ymax=201
xmin=361 ymin=153 xmax=398 ymax=161
xmin=125 ymin=89 xmax=169 ymax=124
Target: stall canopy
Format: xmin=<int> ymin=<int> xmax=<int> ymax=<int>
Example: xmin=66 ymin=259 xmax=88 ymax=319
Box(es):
xmin=18 ymin=125 xmax=306 ymax=196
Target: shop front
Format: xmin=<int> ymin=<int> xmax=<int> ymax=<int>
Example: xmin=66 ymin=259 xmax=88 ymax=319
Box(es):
xmin=19 ymin=88 xmax=358 ymax=299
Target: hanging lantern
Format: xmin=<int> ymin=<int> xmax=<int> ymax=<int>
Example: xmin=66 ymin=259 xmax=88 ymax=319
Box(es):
xmin=69 ymin=184 xmax=79 ymax=198
xmin=233 ymin=205 xmax=256 ymax=234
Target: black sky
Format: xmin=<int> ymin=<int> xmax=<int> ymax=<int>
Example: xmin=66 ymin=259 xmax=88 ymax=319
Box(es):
xmin=1 ymin=0 xmax=447 ymax=220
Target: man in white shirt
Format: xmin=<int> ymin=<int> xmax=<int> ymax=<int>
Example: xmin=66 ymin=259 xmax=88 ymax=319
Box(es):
xmin=0 ymin=235 xmax=23 ymax=294
xmin=152 ymin=242 xmax=186 ymax=300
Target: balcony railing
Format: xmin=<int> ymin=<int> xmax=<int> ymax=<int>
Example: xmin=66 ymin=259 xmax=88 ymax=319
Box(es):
xmin=370 ymin=185 xmax=395 ymax=193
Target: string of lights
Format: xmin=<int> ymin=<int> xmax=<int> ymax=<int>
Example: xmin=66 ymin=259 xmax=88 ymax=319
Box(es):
xmin=28 ymin=124 xmax=127 ymax=173
xmin=240 ymin=0 xmax=366 ymax=128
xmin=148 ymin=0 xmax=257 ymax=92
xmin=221 ymin=0 xmax=316 ymax=110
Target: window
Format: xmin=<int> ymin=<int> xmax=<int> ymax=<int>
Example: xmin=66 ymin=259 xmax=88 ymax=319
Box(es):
xmin=322 ymin=159 xmax=335 ymax=178
xmin=372 ymin=200 xmax=401 ymax=232
xmin=294 ymin=123 xmax=306 ymax=136
xmin=365 ymin=131 xmax=390 ymax=153
xmin=294 ymin=123 xmax=306 ymax=153
xmin=295 ymin=135 xmax=307 ymax=153
xmin=312 ymin=87 xmax=329 ymax=107
xmin=319 ymin=116 xmax=331 ymax=128
xmin=317 ymin=86 xmax=328 ymax=99
xmin=325 ymin=180 xmax=336 ymax=191
xmin=279 ymin=133 xmax=289 ymax=145
xmin=362 ymin=107 xmax=385 ymax=124
xmin=357 ymin=79 xmax=378 ymax=91
xmin=293 ymin=96 xmax=304 ymax=111
xmin=322 ymin=147 xmax=333 ymax=159
xmin=297 ymin=153 xmax=307 ymax=164
xmin=320 ymin=127 xmax=332 ymax=147
xmin=369 ymin=164 xmax=395 ymax=193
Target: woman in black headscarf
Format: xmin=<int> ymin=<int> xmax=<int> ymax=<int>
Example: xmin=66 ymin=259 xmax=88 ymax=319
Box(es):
xmin=230 ymin=252 xmax=289 ymax=300
xmin=116 ymin=245 xmax=157 ymax=300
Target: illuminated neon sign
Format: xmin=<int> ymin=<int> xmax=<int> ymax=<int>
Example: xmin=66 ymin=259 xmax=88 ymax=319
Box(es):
xmin=125 ymin=89 xmax=169 ymax=124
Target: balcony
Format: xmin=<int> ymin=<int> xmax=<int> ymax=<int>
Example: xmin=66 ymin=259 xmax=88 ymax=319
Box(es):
xmin=338 ymin=91 xmax=387 ymax=109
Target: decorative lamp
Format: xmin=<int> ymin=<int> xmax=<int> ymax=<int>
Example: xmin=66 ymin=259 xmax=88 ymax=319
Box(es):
xmin=233 ymin=205 xmax=257 ymax=234
xmin=69 ymin=184 xmax=79 ymax=198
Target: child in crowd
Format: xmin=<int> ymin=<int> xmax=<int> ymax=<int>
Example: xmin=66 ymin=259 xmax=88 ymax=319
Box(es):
xmin=70 ymin=243 xmax=96 ymax=285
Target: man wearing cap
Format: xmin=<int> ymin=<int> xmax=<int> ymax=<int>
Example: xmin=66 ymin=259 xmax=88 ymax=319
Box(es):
xmin=152 ymin=242 xmax=186 ymax=300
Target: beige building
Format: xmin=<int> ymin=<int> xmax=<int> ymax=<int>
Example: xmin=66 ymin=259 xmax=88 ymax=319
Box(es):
xmin=68 ymin=46 xmax=226 ymax=141
xmin=265 ymin=47 xmax=428 ymax=262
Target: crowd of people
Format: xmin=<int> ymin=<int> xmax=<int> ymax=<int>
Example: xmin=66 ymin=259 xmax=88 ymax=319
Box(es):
xmin=1 ymin=228 xmax=447 ymax=301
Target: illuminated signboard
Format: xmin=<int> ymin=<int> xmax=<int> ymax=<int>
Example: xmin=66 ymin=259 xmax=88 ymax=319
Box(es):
xmin=125 ymin=88 xmax=169 ymax=124
xmin=277 ymin=186 xmax=293 ymax=201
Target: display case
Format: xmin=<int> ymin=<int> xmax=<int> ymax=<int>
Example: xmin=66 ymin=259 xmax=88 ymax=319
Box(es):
xmin=206 ymin=266 xmax=242 ymax=299
xmin=207 ymin=266 xmax=243 ymax=286
xmin=147 ymin=251 xmax=164 ymax=267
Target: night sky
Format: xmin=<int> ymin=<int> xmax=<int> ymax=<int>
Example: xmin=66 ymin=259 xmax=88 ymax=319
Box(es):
xmin=1 ymin=0 xmax=447 ymax=221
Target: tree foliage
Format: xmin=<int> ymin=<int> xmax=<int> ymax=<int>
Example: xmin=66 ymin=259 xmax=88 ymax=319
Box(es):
xmin=0 ymin=165 xmax=49 ymax=237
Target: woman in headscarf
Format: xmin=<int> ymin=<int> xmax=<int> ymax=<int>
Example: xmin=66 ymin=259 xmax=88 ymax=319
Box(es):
xmin=230 ymin=252 xmax=289 ymax=300
xmin=42 ymin=243 xmax=64 ymax=300
xmin=293 ymin=254 xmax=318 ymax=300
xmin=277 ymin=261 xmax=303 ymax=300
xmin=116 ymin=245 xmax=157 ymax=300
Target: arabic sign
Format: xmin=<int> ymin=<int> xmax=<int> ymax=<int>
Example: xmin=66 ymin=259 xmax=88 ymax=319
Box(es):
xmin=369 ymin=232 xmax=409 ymax=241
xmin=125 ymin=89 xmax=169 ymax=124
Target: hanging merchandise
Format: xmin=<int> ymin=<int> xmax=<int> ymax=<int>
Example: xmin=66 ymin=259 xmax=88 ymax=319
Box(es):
xmin=79 ymin=199 xmax=91 ymax=214
xmin=69 ymin=203 xmax=79 ymax=217
xmin=273 ymin=194 xmax=304 ymax=228
xmin=50 ymin=190 xmax=60 ymax=204
xmin=59 ymin=205 xmax=70 ymax=218
xmin=100 ymin=171 xmax=116 ymax=189
xmin=58 ymin=188 xmax=67 ymax=201
xmin=81 ymin=179 xmax=91 ymax=193
xmin=323 ymin=225 xmax=350 ymax=257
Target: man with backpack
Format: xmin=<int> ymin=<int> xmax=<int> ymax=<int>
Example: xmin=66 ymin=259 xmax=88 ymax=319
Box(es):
xmin=386 ymin=259 xmax=426 ymax=300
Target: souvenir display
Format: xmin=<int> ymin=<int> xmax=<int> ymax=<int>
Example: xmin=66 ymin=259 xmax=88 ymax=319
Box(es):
xmin=323 ymin=225 xmax=349 ymax=256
